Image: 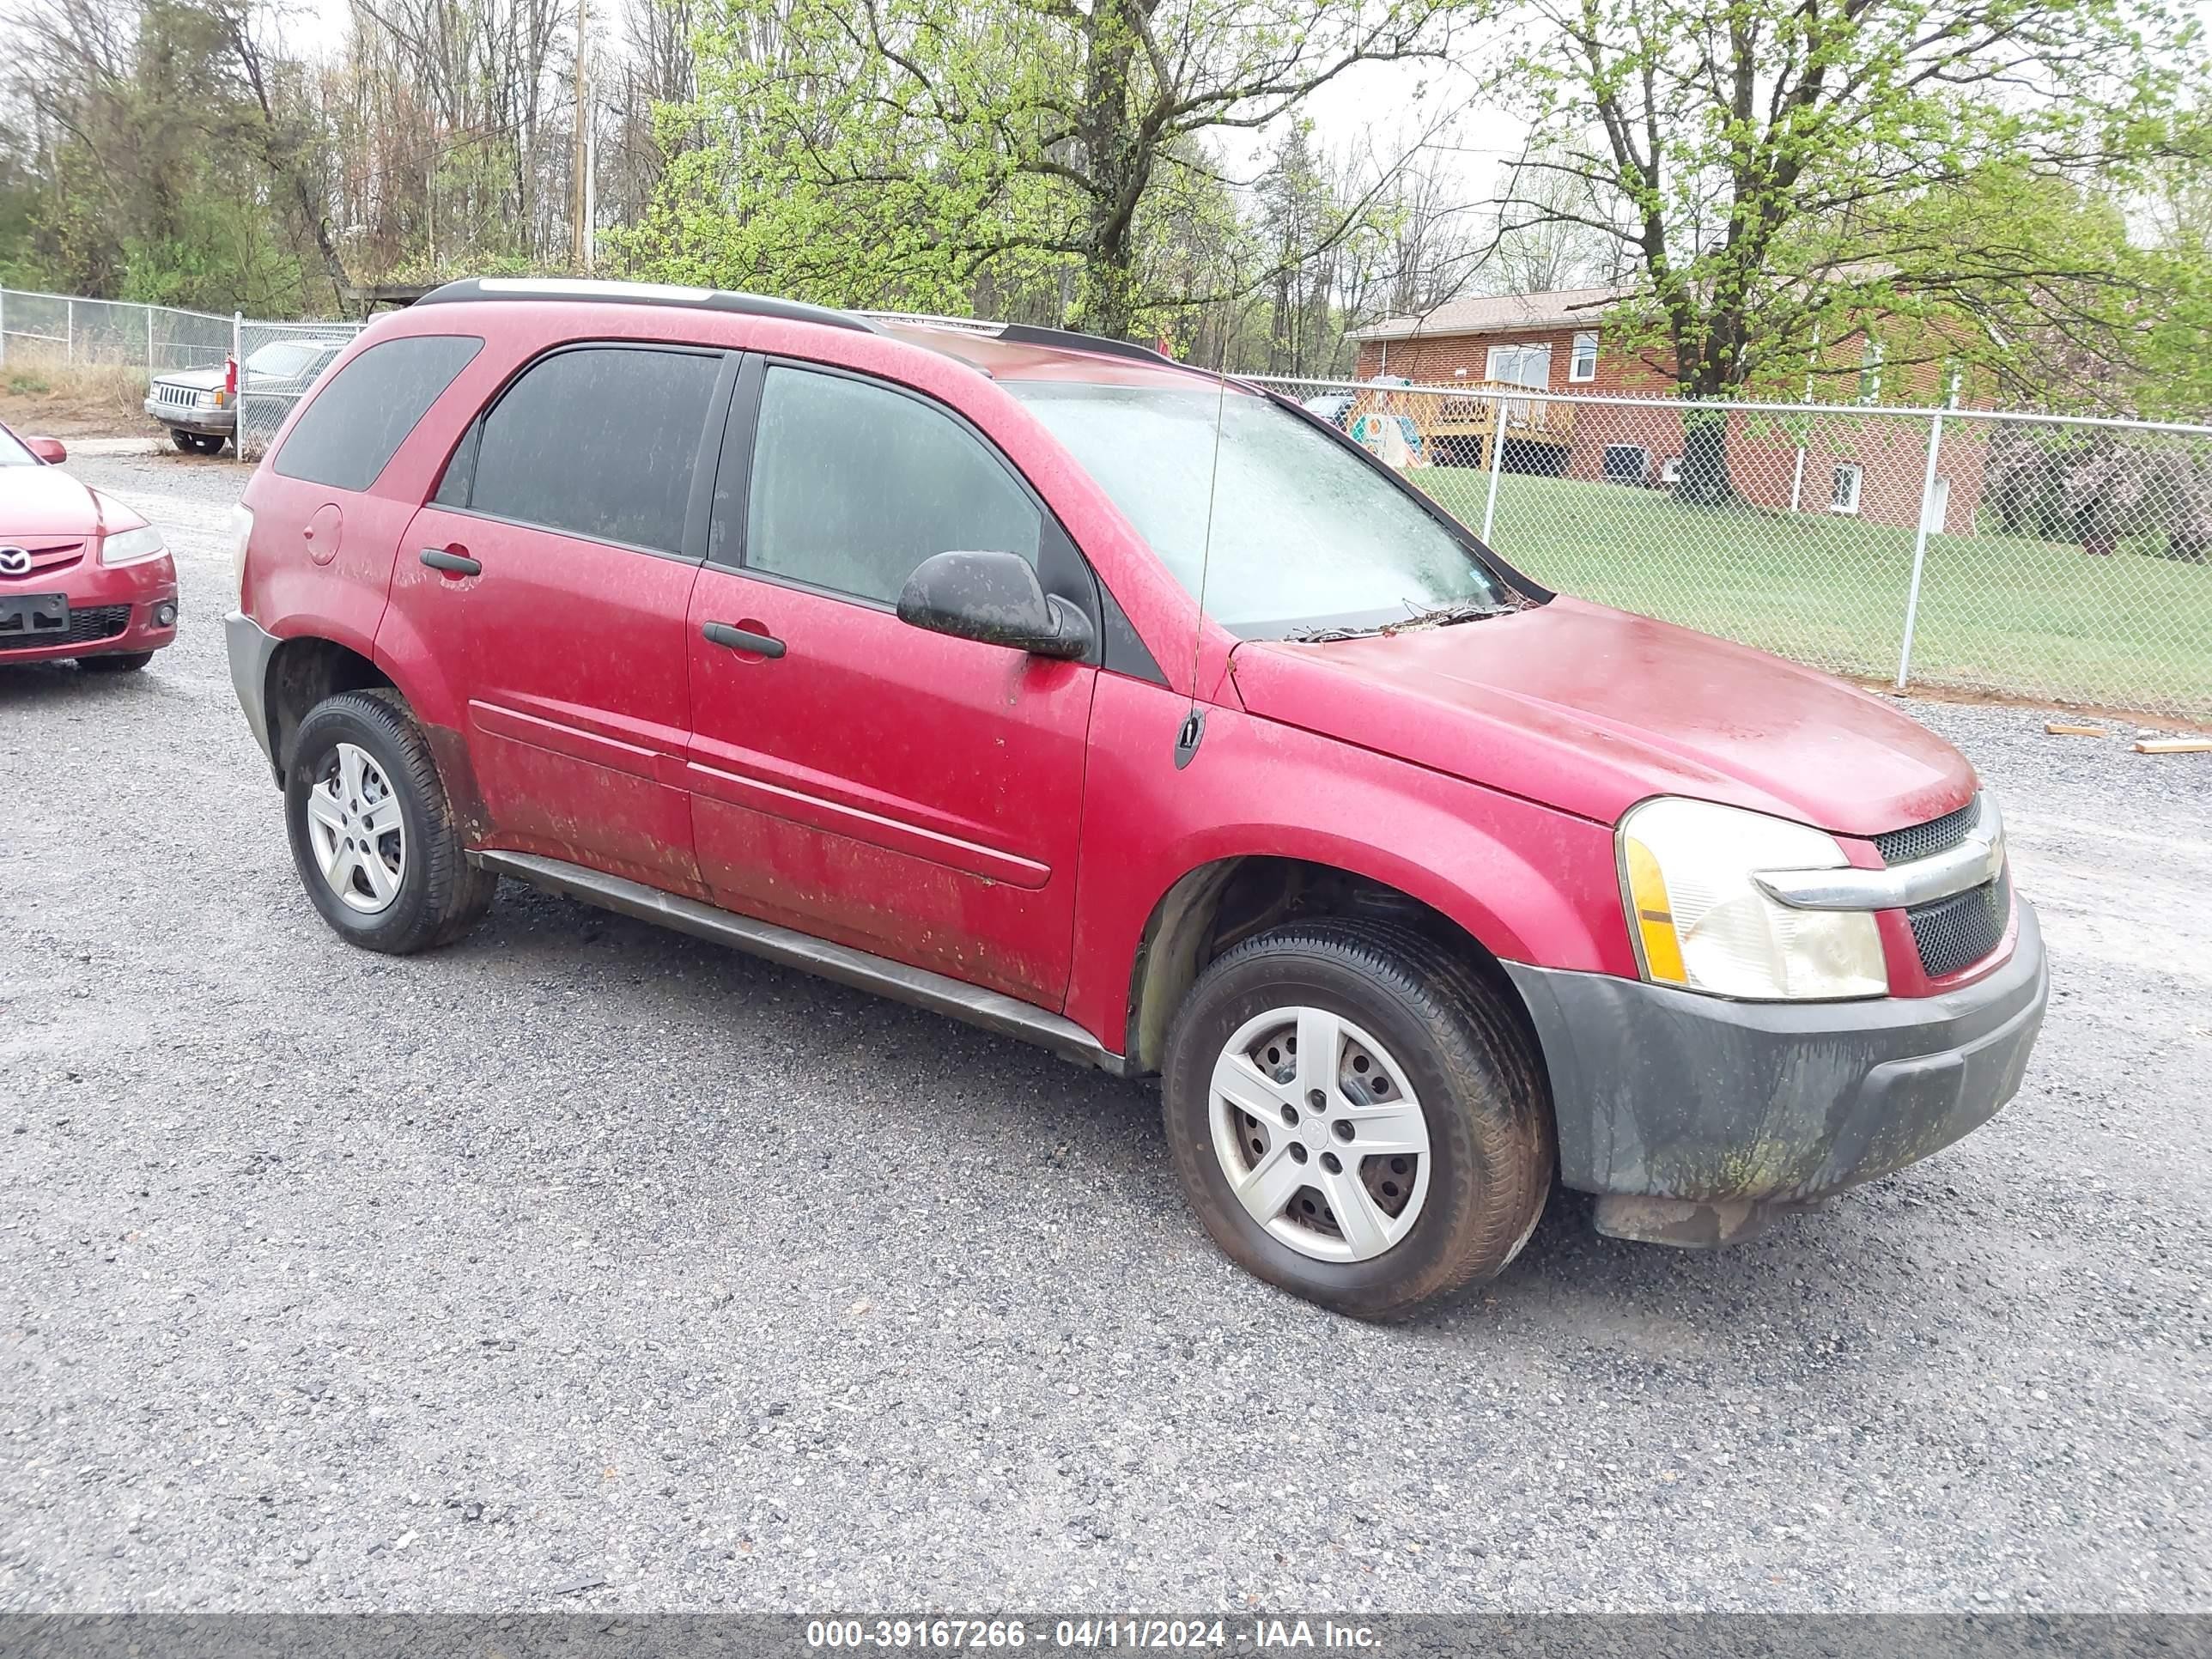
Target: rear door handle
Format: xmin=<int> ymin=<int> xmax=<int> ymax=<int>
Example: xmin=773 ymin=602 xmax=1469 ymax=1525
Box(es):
xmin=702 ymin=621 xmax=786 ymax=659
xmin=419 ymin=547 xmax=481 ymax=576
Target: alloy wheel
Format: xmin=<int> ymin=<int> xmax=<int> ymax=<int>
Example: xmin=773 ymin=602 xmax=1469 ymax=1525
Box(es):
xmin=1208 ymin=1006 xmax=1432 ymax=1262
xmin=302 ymin=741 xmax=407 ymax=915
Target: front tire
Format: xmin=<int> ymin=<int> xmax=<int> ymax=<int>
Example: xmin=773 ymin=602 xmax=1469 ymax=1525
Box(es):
xmin=283 ymin=689 xmax=495 ymax=953
xmin=1163 ymin=921 xmax=1553 ymax=1320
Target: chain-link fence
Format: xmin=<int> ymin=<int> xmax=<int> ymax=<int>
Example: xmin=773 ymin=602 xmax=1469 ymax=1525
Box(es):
xmin=1 ymin=287 xmax=363 ymax=458
xmin=232 ymin=318 xmax=368 ymax=456
xmin=0 ymin=287 xmax=234 ymax=375
xmin=1251 ymin=375 xmax=2212 ymax=723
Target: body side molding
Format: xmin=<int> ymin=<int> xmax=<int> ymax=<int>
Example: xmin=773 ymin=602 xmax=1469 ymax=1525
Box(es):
xmin=472 ymin=850 xmax=1127 ymax=1074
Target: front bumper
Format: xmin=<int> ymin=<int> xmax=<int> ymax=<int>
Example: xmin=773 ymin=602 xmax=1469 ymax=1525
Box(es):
xmin=146 ymin=398 xmax=235 ymax=437
xmin=0 ymin=556 xmax=179 ymax=665
xmin=1505 ymin=901 xmax=2047 ymax=1232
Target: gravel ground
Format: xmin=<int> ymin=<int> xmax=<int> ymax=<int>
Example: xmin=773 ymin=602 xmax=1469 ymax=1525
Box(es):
xmin=3 ymin=450 xmax=2208 ymax=1614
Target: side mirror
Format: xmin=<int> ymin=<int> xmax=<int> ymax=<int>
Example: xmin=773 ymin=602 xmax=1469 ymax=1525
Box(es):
xmin=26 ymin=436 xmax=66 ymax=465
xmin=896 ymin=550 xmax=1092 ymax=661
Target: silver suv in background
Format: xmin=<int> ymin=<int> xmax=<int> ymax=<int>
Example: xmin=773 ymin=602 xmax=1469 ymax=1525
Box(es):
xmin=145 ymin=336 xmax=349 ymax=454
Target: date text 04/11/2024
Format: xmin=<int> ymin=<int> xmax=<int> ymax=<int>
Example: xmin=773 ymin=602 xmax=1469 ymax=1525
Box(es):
xmin=803 ymin=1620 xmax=1381 ymax=1650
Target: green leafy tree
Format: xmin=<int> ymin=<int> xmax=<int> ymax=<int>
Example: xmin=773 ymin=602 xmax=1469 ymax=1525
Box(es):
xmin=617 ymin=0 xmax=1467 ymax=339
xmin=1485 ymin=0 xmax=2210 ymax=495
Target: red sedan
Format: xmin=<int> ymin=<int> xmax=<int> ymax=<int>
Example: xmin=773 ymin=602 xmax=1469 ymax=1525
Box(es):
xmin=0 ymin=422 xmax=179 ymax=672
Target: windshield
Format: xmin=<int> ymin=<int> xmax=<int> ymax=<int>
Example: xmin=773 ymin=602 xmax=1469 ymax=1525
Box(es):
xmin=0 ymin=427 xmax=34 ymax=466
xmin=247 ymin=340 xmax=332 ymax=379
xmin=1006 ymin=380 xmax=1506 ymax=637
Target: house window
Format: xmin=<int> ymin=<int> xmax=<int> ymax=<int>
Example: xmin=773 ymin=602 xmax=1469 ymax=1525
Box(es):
xmin=1831 ymin=463 xmax=1864 ymax=514
xmin=1484 ymin=343 xmax=1552 ymax=389
xmin=1603 ymin=444 xmax=1650 ymax=484
xmin=1569 ymin=331 xmax=1599 ymax=382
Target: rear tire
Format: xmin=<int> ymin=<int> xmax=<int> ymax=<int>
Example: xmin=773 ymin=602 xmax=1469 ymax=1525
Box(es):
xmin=283 ymin=689 xmax=495 ymax=954
xmin=1162 ymin=920 xmax=1553 ymax=1320
xmin=78 ymin=652 xmax=154 ymax=673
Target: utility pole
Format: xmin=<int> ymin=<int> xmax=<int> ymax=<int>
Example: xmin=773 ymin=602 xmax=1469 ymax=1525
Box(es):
xmin=570 ymin=0 xmax=589 ymax=273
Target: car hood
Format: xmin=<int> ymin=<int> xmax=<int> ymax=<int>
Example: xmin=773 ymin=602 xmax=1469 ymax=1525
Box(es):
xmin=1227 ymin=596 xmax=1977 ymax=837
xmin=0 ymin=465 xmax=139 ymax=540
xmin=152 ymin=367 xmax=226 ymax=392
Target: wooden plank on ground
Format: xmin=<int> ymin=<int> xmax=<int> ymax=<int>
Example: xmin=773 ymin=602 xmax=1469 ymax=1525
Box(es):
xmin=2132 ymin=738 xmax=2212 ymax=754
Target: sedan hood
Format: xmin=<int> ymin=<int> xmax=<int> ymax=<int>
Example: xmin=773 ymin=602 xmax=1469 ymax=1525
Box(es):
xmin=0 ymin=465 xmax=139 ymax=540
xmin=1228 ymin=597 xmax=1976 ymax=837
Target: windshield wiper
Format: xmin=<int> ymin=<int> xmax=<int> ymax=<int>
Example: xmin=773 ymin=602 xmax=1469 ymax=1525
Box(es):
xmin=1391 ymin=601 xmax=1519 ymax=630
xmin=1287 ymin=603 xmax=1516 ymax=644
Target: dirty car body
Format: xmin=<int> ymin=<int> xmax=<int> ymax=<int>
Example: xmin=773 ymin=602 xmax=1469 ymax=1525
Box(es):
xmin=221 ymin=279 xmax=2045 ymax=1316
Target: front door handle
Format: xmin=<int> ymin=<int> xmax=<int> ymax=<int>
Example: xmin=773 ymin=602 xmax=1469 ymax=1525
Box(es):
xmin=420 ymin=547 xmax=481 ymax=577
xmin=702 ymin=621 xmax=786 ymax=659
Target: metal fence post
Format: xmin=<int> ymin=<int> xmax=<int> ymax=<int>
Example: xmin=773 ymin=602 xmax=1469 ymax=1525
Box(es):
xmin=1480 ymin=392 xmax=1508 ymax=544
xmin=1894 ymin=411 xmax=1947 ymax=690
xmin=232 ymin=311 xmax=246 ymax=457
xmin=146 ymin=306 xmax=156 ymax=373
xmin=66 ymin=297 xmax=75 ymax=365
xmin=0 ymin=288 xmax=8 ymax=370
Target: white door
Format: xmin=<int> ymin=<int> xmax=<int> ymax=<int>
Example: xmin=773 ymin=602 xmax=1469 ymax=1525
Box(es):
xmin=1485 ymin=343 xmax=1552 ymax=421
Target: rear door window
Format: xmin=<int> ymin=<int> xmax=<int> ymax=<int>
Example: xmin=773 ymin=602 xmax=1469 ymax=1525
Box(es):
xmin=466 ymin=345 xmax=720 ymax=556
xmin=741 ymin=365 xmax=1041 ymax=604
xmin=272 ymin=334 xmax=483 ymax=491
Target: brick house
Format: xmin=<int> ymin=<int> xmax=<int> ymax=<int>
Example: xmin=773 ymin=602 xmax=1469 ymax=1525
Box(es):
xmin=1349 ymin=288 xmax=1985 ymax=533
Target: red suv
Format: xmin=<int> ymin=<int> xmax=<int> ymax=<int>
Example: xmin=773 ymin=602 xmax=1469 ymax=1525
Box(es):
xmin=225 ymin=279 xmax=2046 ymax=1317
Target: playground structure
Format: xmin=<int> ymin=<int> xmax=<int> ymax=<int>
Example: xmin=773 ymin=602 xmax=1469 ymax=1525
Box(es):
xmin=1342 ymin=379 xmax=1579 ymax=471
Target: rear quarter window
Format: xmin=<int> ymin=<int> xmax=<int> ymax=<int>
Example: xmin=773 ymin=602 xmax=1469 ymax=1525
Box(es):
xmin=463 ymin=345 xmax=722 ymax=556
xmin=272 ymin=334 xmax=483 ymax=491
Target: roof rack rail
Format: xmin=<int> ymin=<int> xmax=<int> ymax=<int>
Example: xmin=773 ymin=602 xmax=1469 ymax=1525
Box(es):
xmin=993 ymin=323 xmax=1175 ymax=368
xmin=415 ymin=276 xmax=882 ymax=336
xmin=852 ymin=309 xmax=1002 ymax=335
xmin=860 ymin=308 xmax=1179 ymax=368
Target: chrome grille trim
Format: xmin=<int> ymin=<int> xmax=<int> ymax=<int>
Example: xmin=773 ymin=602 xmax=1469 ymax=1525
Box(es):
xmin=1754 ymin=794 xmax=2002 ymax=912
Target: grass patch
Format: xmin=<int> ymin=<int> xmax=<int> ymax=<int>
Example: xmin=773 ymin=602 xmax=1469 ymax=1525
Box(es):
xmin=1415 ymin=470 xmax=2212 ymax=719
xmin=0 ymin=350 xmax=151 ymax=435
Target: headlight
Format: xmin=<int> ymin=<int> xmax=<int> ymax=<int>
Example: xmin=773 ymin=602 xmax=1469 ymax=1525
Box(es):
xmin=195 ymin=389 xmax=221 ymax=407
xmin=99 ymin=524 xmax=168 ymax=567
xmin=1618 ymin=797 xmax=1887 ymax=1000
xmin=230 ymin=503 xmax=255 ymax=605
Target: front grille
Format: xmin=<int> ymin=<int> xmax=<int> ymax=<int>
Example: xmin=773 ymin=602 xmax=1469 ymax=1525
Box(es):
xmin=154 ymin=384 xmax=202 ymax=409
xmin=0 ymin=604 xmax=131 ymax=651
xmin=0 ymin=541 xmax=86 ymax=579
xmin=1875 ymin=796 xmax=1980 ymax=866
xmin=1908 ymin=866 xmax=2009 ymax=979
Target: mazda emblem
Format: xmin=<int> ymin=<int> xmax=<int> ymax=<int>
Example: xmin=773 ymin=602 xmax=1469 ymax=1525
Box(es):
xmin=0 ymin=546 xmax=33 ymax=577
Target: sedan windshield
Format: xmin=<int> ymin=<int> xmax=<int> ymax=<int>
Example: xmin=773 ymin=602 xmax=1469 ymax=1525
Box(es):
xmin=1006 ymin=380 xmax=1508 ymax=637
xmin=0 ymin=427 xmax=35 ymax=466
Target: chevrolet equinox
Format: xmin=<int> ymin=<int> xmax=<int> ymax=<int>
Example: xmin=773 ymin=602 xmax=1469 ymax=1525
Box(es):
xmin=224 ymin=278 xmax=2048 ymax=1318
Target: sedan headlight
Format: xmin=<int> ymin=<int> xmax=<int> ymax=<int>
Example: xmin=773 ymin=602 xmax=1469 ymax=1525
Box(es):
xmin=1618 ymin=797 xmax=1887 ymax=1000
xmin=99 ymin=524 xmax=169 ymax=567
